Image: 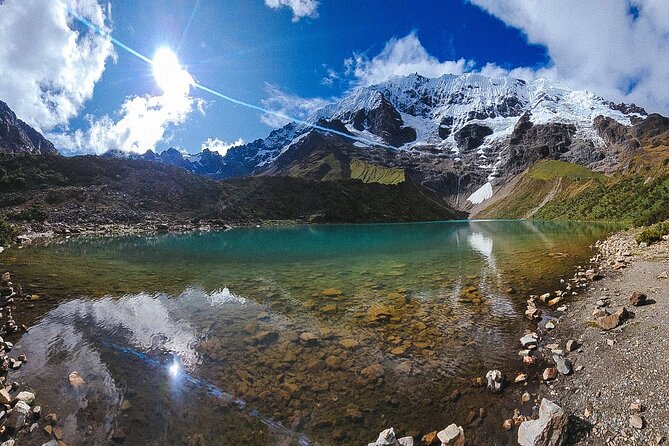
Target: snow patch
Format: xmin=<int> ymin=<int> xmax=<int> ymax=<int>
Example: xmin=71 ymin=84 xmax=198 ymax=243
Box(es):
xmin=467 ymin=182 xmax=494 ymax=205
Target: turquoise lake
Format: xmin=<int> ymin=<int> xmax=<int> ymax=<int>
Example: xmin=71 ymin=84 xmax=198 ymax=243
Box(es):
xmin=0 ymin=220 xmax=618 ymax=445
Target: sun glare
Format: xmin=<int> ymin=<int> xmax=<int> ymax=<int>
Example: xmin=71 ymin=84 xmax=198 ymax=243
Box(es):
xmin=152 ymin=47 xmax=193 ymax=96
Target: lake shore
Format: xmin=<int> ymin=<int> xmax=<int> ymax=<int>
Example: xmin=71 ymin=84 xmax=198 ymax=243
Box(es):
xmin=2 ymin=221 xmax=664 ymax=446
xmin=526 ymin=228 xmax=669 ymax=445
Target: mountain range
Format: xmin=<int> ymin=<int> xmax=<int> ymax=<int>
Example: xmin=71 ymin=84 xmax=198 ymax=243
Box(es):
xmin=98 ymin=73 xmax=663 ymax=210
xmin=2 ymin=73 xmax=669 ymax=224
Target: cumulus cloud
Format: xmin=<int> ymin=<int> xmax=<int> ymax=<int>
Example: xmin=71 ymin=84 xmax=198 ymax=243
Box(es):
xmin=469 ymin=0 xmax=669 ymax=113
xmin=201 ymin=137 xmax=244 ymax=156
xmin=264 ymin=0 xmax=318 ymax=22
xmin=260 ymin=83 xmax=331 ymax=128
xmin=346 ymin=31 xmax=474 ymax=87
xmin=0 ymin=0 xmax=115 ymax=131
xmin=52 ymin=48 xmax=201 ymax=155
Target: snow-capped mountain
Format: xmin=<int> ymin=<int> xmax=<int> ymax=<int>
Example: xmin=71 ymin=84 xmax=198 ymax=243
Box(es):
xmin=109 ymin=73 xmax=652 ymax=209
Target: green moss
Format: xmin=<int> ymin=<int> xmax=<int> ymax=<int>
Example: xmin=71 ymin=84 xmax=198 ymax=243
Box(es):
xmin=349 ymin=159 xmax=405 ymax=185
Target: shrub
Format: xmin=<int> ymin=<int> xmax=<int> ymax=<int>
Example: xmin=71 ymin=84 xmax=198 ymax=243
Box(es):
xmin=0 ymin=220 xmax=19 ymax=246
xmin=636 ymin=221 xmax=669 ymax=245
xmin=6 ymin=206 xmax=48 ymax=222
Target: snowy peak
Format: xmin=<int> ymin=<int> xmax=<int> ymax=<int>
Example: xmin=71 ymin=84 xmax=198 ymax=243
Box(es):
xmin=311 ymin=73 xmax=646 ymax=152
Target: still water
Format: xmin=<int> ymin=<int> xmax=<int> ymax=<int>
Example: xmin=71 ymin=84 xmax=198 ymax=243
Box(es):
xmin=1 ymin=220 xmax=616 ymax=445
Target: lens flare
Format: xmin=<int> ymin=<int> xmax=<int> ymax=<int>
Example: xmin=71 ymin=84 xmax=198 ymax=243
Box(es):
xmin=152 ymin=48 xmax=193 ymax=96
xmin=67 ymin=8 xmax=394 ymax=150
xmin=168 ymin=361 xmax=180 ymax=377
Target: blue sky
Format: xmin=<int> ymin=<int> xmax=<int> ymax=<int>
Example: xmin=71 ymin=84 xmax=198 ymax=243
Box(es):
xmin=77 ymin=0 xmax=547 ymax=153
xmin=1 ymin=0 xmax=668 ymax=155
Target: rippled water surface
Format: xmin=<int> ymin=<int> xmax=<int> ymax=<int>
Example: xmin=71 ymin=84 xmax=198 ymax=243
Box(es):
xmin=1 ymin=221 xmax=617 ymax=445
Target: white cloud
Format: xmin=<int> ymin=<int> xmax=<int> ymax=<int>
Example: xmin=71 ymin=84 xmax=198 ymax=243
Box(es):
xmin=321 ymin=66 xmax=339 ymax=86
xmin=264 ymin=0 xmax=318 ymax=22
xmin=260 ymin=83 xmax=331 ymax=128
xmin=347 ymin=31 xmax=474 ymax=87
xmin=51 ymin=46 xmax=201 ymax=155
xmin=469 ymin=0 xmax=669 ymax=113
xmin=0 ymin=0 xmax=115 ymax=131
xmin=201 ymin=137 xmax=244 ymax=156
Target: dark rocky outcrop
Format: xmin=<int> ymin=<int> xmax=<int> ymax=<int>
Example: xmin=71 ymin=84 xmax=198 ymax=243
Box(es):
xmin=0 ymin=100 xmax=57 ymax=155
xmin=350 ymin=93 xmax=416 ymax=147
xmin=454 ymin=124 xmax=493 ymax=151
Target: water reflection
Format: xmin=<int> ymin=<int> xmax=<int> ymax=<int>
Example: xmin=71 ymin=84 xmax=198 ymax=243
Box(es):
xmin=4 ymin=221 xmax=620 ymax=445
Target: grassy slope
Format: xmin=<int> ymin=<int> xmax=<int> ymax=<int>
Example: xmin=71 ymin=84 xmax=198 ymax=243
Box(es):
xmin=476 ymin=160 xmax=605 ymax=219
xmin=0 ymin=154 xmax=466 ymax=225
xmin=349 ymin=158 xmax=405 ymax=185
xmin=479 ymin=149 xmax=669 ymax=225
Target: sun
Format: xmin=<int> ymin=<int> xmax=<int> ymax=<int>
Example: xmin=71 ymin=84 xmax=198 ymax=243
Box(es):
xmin=152 ymin=47 xmax=193 ymax=96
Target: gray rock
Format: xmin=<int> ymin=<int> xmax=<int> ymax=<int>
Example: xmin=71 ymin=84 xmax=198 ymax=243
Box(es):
xmin=41 ymin=441 xmax=58 ymax=446
xmin=518 ymin=399 xmax=568 ymax=446
xmin=520 ymin=334 xmax=538 ymax=348
xmin=6 ymin=400 xmax=30 ymax=432
xmin=374 ymin=427 xmax=400 ymax=446
xmin=553 ymin=355 xmax=572 ymax=375
xmin=437 ymin=424 xmax=465 ymax=446
xmin=565 ymin=340 xmax=579 ymax=352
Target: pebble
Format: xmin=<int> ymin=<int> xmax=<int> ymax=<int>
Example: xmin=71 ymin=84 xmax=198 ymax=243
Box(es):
xmin=629 ymin=414 xmax=644 ymax=429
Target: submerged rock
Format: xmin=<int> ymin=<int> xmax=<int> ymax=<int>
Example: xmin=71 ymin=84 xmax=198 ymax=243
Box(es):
xmin=485 ymin=370 xmax=503 ymax=392
xmin=518 ymin=399 xmax=568 ymax=446
xmin=6 ymin=400 xmax=30 ymax=433
xmin=68 ymin=371 xmax=86 ymax=388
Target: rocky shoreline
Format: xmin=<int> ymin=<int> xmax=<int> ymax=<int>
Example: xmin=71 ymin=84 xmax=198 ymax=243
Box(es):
xmin=362 ymin=228 xmax=669 ymax=446
xmin=0 ymin=271 xmax=70 ymax=446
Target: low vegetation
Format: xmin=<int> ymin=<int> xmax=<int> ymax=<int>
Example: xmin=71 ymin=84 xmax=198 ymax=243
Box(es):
xmin=0 ymin=220 xmax=19 ymax=246
xmin=636 ymin=221 xmax=669 ymax=245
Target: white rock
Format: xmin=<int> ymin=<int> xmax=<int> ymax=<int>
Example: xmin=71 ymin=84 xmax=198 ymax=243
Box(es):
xmin=437 ymin=424 xmax=465 ymax=446
xmin=15 ymin=391 xmax=35 ymax=405
xmin=518 ymin=399 xmax=568 ymax=446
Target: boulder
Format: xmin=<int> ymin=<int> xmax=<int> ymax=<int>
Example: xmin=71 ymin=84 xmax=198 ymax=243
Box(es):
xmin=68 ymin=371 xmax=86 ymax=388
xmin=0 ymin=388 xmax=11 ymax=405
xmin=596 ymin=307 xmax=628 ymax=330
xmin=518 ymin=399 xmax=568 ymax=446
xmin=629 ymin=291 xmax=647 ymax=306
xmin=629 ymin=414 xmax=644 ymax=429
xmin=485 ymin=369 xmax=503 ymax=392
xmin=398 ymin=437 xmax=414 ymax=446
xmin=437 ymin=424 xmax=465 ymax=446
xmin=565 ymin=340 xmax=579 ymax=352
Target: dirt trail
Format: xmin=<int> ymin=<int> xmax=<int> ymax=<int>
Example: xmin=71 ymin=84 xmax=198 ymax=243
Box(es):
xmin=544 ymin=230 xmax=669 ymax=445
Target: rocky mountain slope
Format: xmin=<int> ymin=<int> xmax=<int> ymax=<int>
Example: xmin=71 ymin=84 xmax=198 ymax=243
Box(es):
xmin=0 ymin=153 xmax=466 ymax=227
xmin=0 ymin=100 xmax=57 ymax=155
xmin=121 ymin=73 xmax=655 ymax=213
